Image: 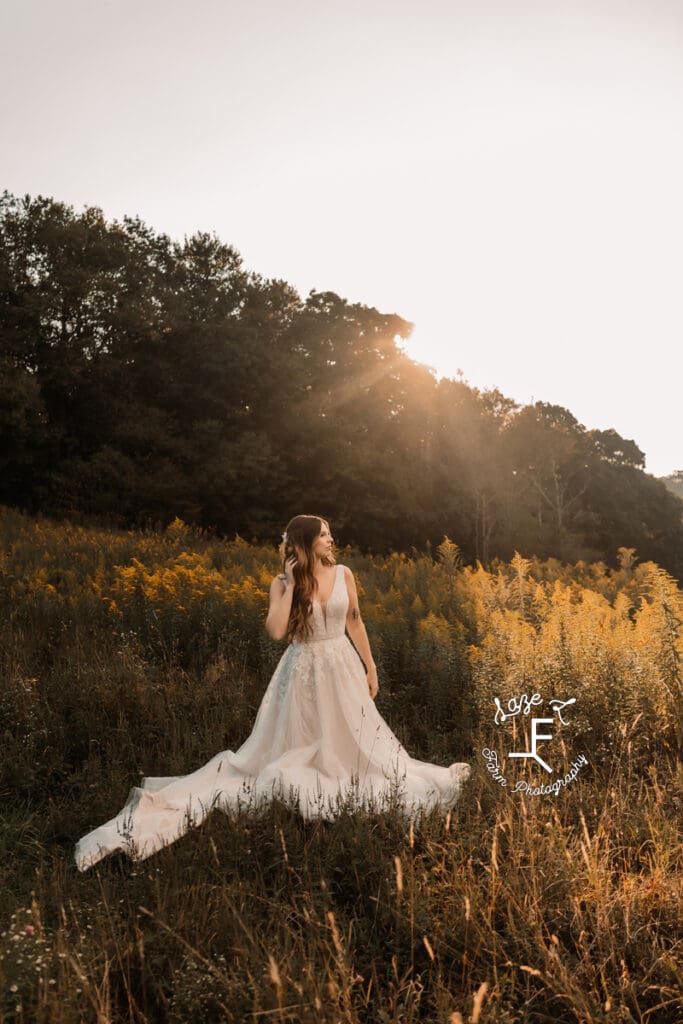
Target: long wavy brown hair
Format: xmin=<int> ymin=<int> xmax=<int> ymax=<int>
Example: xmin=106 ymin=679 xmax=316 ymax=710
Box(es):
xmin=279 ymin=514 xmax=336 ymax=642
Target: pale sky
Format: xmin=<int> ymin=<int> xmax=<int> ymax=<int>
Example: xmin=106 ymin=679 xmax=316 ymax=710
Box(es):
xmin=2 ymin=0 xmax=680 ymax=476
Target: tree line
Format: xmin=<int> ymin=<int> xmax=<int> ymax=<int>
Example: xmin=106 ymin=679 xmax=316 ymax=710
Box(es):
xmin=1 ymin=189 xmax=681 ymax=576
xmin=662 ymin=471 xmax=683 ymax=501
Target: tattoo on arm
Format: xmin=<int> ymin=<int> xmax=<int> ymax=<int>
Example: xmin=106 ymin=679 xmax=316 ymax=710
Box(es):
xmin=351 ymin=606 xmax=360 ymax=621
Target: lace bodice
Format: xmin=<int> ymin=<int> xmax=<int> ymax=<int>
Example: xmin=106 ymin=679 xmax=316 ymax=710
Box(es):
xmin=290 ymin=563 xmax=347 ymax=643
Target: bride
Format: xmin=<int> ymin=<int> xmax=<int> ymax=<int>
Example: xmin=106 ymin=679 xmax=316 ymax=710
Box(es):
xmin=74 ymin=514 xmax=471 ymax=871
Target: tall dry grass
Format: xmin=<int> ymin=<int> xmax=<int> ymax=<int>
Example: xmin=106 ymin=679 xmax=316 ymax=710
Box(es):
xmin=0 ymin=506 xmax=681 ymax=1023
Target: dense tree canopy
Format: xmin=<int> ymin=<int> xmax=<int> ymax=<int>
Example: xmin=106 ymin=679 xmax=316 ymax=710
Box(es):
xmin=662 ymin=471 xmax=683 ymax=501
xmin=1 ymin=190 xmax=681 ymax=575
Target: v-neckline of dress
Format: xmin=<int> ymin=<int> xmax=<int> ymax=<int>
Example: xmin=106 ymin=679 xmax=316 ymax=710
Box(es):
xmin=313 ymin=565 xmax=340 ymax=627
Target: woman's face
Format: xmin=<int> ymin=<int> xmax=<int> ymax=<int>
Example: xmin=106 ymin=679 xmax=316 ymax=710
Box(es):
xmin=311 ymin=521 xmax=333 ymax=560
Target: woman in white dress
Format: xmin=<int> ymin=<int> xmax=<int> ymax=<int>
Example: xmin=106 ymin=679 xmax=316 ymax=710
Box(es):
xmin=74 ymin=514 xmax=471 ymax=871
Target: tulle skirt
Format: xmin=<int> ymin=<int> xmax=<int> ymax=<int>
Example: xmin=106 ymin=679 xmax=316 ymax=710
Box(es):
xmin=74 ymin=634 xmax=470 ymax=870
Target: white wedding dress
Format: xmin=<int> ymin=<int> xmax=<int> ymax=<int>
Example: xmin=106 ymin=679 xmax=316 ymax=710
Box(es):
xmin=74 ymin=564 xmax=471 ymax=871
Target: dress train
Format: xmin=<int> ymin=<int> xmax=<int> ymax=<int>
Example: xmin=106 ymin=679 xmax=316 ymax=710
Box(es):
xmin=74 ymin=564 xmax=470 ymax=870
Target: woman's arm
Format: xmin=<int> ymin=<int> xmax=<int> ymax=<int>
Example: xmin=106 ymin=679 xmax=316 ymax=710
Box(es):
xmin=343 ymin=566 xmax=379 ymax=699
xmin=265 ymin=574 xmax=294 ymax=641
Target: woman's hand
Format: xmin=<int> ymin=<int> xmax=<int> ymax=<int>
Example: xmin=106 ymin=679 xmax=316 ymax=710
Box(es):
xmin=282 ymin=554 xmax=298 ymax=587
xmin=366 ymin=664 xmax=379 ymax=700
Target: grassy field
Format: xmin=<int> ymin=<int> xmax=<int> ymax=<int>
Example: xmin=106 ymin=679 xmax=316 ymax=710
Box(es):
xmin=0 ymin=505 xmax=681 ymax=1023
